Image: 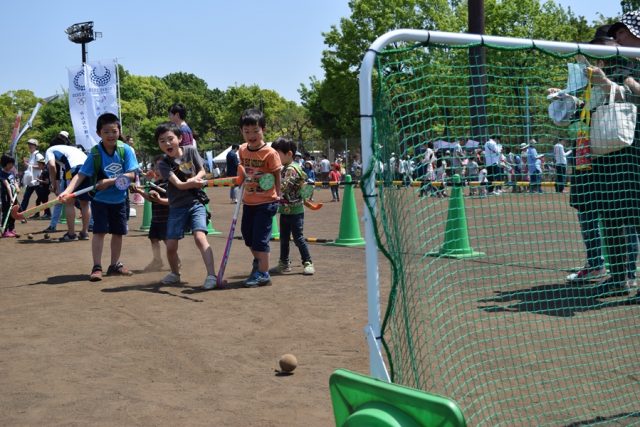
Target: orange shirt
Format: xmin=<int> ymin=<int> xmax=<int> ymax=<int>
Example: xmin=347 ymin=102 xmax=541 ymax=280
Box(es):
xmin=239 ymin=142 xmax=282 ymax=205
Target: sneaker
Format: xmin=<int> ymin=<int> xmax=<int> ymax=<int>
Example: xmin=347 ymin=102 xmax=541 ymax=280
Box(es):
xmin=89 ymin=265 xmax=103 ymax=282
xmin=592 ymin=278 xmax=631 ymax=298
xmin=303 ymin=261 xmax=315 ymax=275
xmin=566 ymin=266 xmax=607 ymax=282
xmin=78 ymin=231 xmax=90 ymax=240
xmin=58 ymin=233 xmax=78 ymax=242
xmin=270 ymin=260 xmax=291 ymax=274
xmin=244 ymin=271 xmax=271 ymax=288
xmin=42 ymin=226 xmax=56 ymax=233
xmin=2 ymin=230 xmax=17 ymax=238
xmin=161 ymin=272 xmax=181 ymax=285
xmin=249 ymin=259 xmax=259 ymax=276
xmin=203 ymin=275 xmax=217 ymax=290
xmin=106 ymin=262 xmax=133 ymax=276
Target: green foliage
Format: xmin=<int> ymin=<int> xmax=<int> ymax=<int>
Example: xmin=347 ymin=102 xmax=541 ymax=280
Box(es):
xmin=622 ymin=0 xmax=640 ymax=14
xmin=1 ymin=66 xmax=321 ymax=163
xmin=307 ymin=0 xmax=622 ymax=139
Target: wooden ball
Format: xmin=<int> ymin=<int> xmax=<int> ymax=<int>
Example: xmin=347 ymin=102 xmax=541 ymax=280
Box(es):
xmin=278 ymin=354 xmax=298 ymax=373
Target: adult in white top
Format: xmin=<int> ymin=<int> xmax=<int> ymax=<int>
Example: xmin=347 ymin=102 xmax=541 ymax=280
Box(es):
xmin=319 ymin=154 xmax=331 ymax=182
xmin=44 ymin=142 xmax=90 ymax=240
xmin=19 ymin=139 xmax=45 ymax=213
xmin=484 ymin=135 xmax=502 ymax=194
xmin=553 ymin=140 xmax=572 ymax=193
xmin=44 ymin=144 xmax=88 ymax=193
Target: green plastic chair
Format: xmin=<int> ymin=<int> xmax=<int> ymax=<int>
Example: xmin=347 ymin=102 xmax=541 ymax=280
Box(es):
xmin=330 ymin=369 xmax=466 ymax=427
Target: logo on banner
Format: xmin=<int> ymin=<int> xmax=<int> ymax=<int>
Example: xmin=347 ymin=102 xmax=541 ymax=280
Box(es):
xmin=91 ymin=66 xmax=111 ymax=87
xmin=73 ymin=69 xmax=86 ymax=91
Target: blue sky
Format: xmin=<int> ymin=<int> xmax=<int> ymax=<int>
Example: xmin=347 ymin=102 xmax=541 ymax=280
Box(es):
xmin=1 ymin=0 xmax=622 ymax=104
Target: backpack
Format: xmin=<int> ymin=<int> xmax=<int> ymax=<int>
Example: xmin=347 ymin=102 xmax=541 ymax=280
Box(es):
xmin=288 ymin=162 xmax=308 ymax=183
xmin=91 ymin=141 xmax=127 ymax=188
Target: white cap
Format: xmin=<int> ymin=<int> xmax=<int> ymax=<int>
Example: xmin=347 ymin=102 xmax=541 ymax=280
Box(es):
xmin=59 ymin=130 xmax=70 ymax=138
xmin=27 ymin=138 xmax=39 ymax=146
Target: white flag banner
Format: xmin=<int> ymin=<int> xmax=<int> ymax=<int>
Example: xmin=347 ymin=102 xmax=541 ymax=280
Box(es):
xmin=205 ymin=150 xmax=214 ymax=173
xmin=68 ymin=59 xmax=119 ymax=151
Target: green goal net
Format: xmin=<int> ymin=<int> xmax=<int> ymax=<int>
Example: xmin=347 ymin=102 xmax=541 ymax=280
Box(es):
xmin=360 ymin=31 xmax=640 ymax=426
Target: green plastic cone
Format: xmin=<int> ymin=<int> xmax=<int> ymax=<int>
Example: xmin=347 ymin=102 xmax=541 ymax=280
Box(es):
xmin=138 ymin=197 xmax=151 ymax=231
xmin=206 ymin=202 xmax=221 ymax=235
xmin=330 ymin=175 xmax=365 ymax=247
xmin=428 ymin=175 xmax=484 ymax=259
xmin=59 ymin=204 xmax=80 ymax=224
xmin=271 ymin=214 xmax=280 ymax=239
xmin=59 ymin=206 xmax=67 ymax=224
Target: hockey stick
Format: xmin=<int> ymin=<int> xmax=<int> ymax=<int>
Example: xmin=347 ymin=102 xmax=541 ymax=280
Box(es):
xmin=11 ymin=184 xmax=95 ymax=221
xmin=300 ymin=184 xmax=323 ymax=210
xmin=216 ymin=184 xmax=245 ymax=288
xmin=1 ymin=189 xmax=19 ymax=234
xmin=202 ymin=176 xmax=242 ymax=187
xmin=304 ymin=199 xmax=323 ymax=210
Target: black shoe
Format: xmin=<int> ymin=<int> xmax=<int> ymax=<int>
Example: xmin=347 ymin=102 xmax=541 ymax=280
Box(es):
xmin=592 ymin=278 xmax=631 ymax=298
xmin=42 ymin=226 xmax=56 ymax=233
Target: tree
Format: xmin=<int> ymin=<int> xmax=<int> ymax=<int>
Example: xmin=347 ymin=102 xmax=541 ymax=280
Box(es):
xmin=622 ymin=0 xmax=640 ymax=14
xmin=307 ymin=0 xmax=620 ymax=140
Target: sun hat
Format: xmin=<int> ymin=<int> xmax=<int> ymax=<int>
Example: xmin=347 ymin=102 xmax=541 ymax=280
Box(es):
xmin=59 ymin=130 xmax=70 ymax=138
xmin=27 ymin=138 xmax=39 ymax=146
xmin=548 ymin=95 xmax=579 ymax=127
xmin=519 ymin=143 xmax=528 ymax=150
xmin=608 ymin=10 xmax=640 ymax=39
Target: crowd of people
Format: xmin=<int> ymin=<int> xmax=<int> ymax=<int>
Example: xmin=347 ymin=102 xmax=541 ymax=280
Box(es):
xmin=3 ymin=11 xmax=640 ymax=299
xmin=0 ymin=105 xmax=325 ymax=290
xmin=382 ymin=136 xmax=568 ymax=198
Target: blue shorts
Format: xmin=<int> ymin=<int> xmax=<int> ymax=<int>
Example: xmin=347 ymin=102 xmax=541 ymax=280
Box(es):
xmin=166 ymin=202 xmax=208 ymax=240
xmin=91 ymin=200 xmax=128 ymax=235
xmin=241 ymin=202 xmax=278 ymax=252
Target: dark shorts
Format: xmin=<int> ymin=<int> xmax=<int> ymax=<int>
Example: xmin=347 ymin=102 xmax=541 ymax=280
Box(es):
xmin=70 ymin=169 xmax=93 ymax=202
xmin=241 ymin=202 xmax=278 ymax=253
xmin=91 ymin=200 xmax=128 ymax=235
xmin=148 ymin=221 xmax=167 ymax=241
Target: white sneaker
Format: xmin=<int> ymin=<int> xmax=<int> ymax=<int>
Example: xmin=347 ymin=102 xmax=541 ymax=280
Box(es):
xmin=203 ymin=275 xmax=217 ymax=290
xmin=303 ymin=261 xmax=315 ymax=275
xmin=161 ymin=272 xmax=180 ymax=285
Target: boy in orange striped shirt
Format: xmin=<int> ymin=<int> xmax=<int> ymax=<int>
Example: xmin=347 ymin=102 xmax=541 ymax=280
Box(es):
xmin=238 ymin=109 xmax=282 ymax=287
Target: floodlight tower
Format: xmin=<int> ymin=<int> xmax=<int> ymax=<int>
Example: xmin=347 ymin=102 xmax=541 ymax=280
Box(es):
xmin=65 ymin=21 xmax=102 ymax=63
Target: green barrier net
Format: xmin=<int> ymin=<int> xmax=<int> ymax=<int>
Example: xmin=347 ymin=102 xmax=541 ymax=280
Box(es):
xmin=364 ymin=40 xmax=640 ymax=425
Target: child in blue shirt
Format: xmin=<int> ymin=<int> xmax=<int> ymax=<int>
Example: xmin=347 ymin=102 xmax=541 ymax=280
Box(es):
xmin=60 ymin=113 xmax=139 ymax=281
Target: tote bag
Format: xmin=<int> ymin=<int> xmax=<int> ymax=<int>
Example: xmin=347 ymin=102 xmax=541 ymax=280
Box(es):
xmin=591 ymin=84 xmax=637 ymax=155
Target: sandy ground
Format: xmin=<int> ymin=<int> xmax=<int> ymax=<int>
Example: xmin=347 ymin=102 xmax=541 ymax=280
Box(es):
xmin=0 ymin=186 xmax=381 ymax=426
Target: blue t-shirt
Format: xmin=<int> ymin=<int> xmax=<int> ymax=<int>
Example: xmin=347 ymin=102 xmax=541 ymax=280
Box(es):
xmin=79 ymin=142 xmax=139 ymax=204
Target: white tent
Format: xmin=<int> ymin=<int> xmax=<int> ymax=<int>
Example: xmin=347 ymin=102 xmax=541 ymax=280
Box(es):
xmin=212 ymin=142 xmax=273 ymax=165
xmin=213 ymin=146 xmax=232 ymax=165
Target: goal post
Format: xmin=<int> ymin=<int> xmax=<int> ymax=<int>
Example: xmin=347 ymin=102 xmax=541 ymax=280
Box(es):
xmin=359 ymin=29 xmax=640 ymax=425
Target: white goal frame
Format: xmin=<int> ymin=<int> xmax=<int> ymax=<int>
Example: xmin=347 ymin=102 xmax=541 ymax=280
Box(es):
xmin=359 ymin=29 xmax=640 ymax=382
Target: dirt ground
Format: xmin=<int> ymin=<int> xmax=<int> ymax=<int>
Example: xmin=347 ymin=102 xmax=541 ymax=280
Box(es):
xmin=0 ymin=186 xmax=383 ymax=426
